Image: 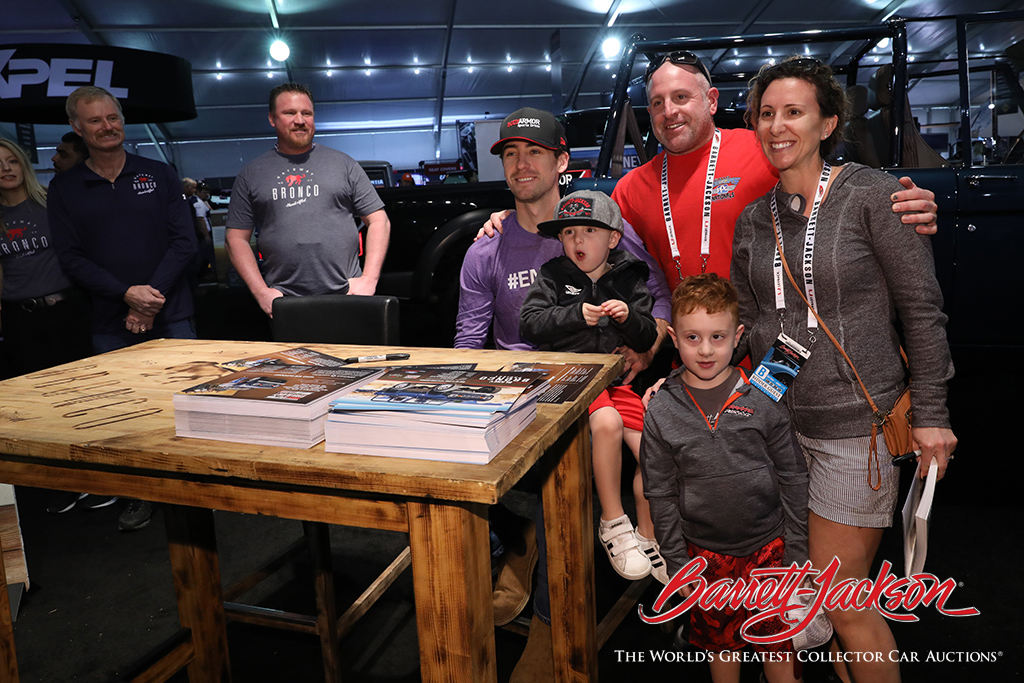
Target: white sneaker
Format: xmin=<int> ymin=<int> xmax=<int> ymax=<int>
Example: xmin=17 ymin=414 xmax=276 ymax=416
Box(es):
xmin=787 ymin=590 xmax=834 ymax=650
xmin=636 ymin=532 xmax=669 ymax=584
xmin=598 ymin=515 xmax=651 ymax=580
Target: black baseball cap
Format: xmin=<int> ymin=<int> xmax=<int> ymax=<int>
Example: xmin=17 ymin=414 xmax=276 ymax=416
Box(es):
xmin=490 ymin=107 xmax=568 ymax=155
xmin=537 ymin=190 xmax=623 ymax=239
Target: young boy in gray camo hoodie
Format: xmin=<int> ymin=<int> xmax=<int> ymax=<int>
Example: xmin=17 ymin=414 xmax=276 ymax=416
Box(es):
xmin=640 ymin=273 xmax=810 ymax=683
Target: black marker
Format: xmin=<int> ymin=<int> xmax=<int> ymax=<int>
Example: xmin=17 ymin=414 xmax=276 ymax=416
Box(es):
xmin=343 ymin=353 xmax=411 ymax=364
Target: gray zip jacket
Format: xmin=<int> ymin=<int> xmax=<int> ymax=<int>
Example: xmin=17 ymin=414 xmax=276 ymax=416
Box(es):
xmin=732 ymin=163 xmax=953 ymax=438
xmin=640 ymin=369 xmax=809 ymax=577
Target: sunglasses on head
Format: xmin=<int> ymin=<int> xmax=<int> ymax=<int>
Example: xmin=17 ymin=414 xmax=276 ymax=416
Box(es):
xmin=644 ymin=50 xmax=713 ymax=87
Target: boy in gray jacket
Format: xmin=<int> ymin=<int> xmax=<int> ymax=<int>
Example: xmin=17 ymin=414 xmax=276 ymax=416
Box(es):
xmin=640 ymin=273 xmax=809 ymax=682
xmin=520 ymin=190 xmax=662 ymax=582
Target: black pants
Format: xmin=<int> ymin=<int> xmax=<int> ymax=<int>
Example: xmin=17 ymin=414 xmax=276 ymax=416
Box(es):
xmin=1 ymin=293 xmax=92 ymax=378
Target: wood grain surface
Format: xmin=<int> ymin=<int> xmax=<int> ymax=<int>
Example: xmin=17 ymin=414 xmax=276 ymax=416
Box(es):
xmin=0 ymin=339 xmax=623 ymax=506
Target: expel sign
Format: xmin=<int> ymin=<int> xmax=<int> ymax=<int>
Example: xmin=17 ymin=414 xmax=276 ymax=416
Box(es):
xmin=0 ymin=44 xmax=195 ymax=124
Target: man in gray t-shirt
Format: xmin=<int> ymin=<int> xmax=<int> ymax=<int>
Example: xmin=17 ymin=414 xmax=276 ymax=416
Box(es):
xmin=225 ymin=82 xmax=390 ymax=316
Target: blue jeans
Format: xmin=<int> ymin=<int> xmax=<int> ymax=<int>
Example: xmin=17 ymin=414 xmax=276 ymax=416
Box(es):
xmin=92 ymin=318 xmax=197 ymax=354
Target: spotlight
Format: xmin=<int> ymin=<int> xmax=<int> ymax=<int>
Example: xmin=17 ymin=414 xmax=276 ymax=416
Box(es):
xmin=270 ymin=40 xmax=290 ymax=62
xmin=602 ymin=37 xmax=621 ymax=59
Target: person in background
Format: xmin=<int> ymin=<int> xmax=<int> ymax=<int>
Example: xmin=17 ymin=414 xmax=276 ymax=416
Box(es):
xmin=732 ymin=57 xmax=956 ymax=682
xmin=225 ymin=82 xmax=391 ymax=317
xmin=48 ymin=85 xmax=197 ymax=532
xmin=184 ymin=178 xmax=217 ymax=282
xmin=0 ymin=137 xmax=107 ymax=514
xmin=51 ymin=131 xmax=88 ymax=174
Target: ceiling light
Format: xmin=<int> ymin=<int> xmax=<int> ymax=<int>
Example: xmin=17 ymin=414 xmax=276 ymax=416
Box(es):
xmin=602 ymin=37 xmax=621 ymax=59
xmin=877 ymin=37 xmax=890 ymax=50
xmin=545 ymin=64 xmax=551 ymax=72
xmin=365 ymin=69 xmax=371 ymax=76
xmin=267 ymin=71 xmax=274 ymax=78
xmin=468 ymin=66 xmax=474 ymax=73
xmin=216 ymin=60 xmax=222 ymax=69
xmin=988 ymin=102 xmax=996 ymax=109
xmin=414 ymin=68 xmax=421 ymax=75
xmin=364 ymin=56 xmax=372 ymax=66
xmin=269 ymin=40 xmax=290 ymax=62
xmin=216 ymin=73 xmax=223 ymax=80
xmin=326 ymin=57 xmax=332 ymax=66
xmin=604 ymin=63 xmax=611 ymax=70
xmin=507 ymin=66 xmax=513 ymax=73
xmin=326 ymin=70 xmax=333 ymax=77
xmin=506 ymin=54 xmax=512 ymax=62
xmin=413 ymin=56 xmax=419 ymax=64
xmin=767 ymin=47 xmax=773 ymax=56
xmin=467 ymin=56 xmax=472 ymax=63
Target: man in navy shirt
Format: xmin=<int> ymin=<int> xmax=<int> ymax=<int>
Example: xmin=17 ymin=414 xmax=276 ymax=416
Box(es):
xmin=48 ymin=85 xmax=197 ymax=532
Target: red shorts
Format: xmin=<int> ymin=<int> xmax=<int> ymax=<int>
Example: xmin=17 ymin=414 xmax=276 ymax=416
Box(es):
xmin=686 ymin=537 xmax=794 ymax=654
xmin=588 ymin=385 xmax=645 ymax=432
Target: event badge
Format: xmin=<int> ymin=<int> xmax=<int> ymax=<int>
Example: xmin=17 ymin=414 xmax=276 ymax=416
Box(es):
xmin=750 ymin=333 xmax=811 ymax=402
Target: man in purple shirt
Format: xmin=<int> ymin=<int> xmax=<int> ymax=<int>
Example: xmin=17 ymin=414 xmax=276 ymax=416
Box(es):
xmin=455 ymin=108 xmax=671 ymax=680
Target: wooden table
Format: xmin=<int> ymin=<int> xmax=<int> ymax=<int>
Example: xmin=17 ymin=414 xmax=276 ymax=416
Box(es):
xmin=0 ymin=339 xmax=622 ymax=683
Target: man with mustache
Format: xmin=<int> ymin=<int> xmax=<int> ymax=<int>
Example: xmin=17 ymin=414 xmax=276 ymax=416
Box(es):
xmin=48 ymin=85 xmax=198 ymax=531
xmin=225 ymin=83 xmax=391 ymax=317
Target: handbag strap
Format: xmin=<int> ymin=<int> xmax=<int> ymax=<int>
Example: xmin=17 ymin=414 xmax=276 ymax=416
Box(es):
xmin=769 ymin=211 xmax=893 ymax=490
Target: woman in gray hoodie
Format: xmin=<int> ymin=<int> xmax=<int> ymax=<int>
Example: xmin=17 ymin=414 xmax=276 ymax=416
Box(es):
xmin=732 ymin=57 xmax=957 ymax=683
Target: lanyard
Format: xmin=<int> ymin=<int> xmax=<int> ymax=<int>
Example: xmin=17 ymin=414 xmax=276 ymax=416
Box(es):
xmin=770 ymin=162 xmax=831 ymax=335
xmin=661 ymin=128 xmax=721 ymax=279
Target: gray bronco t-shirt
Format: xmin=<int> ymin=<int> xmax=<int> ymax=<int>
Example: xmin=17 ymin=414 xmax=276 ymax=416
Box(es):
xmin=226 ymin=144 xmax=385 ymax=296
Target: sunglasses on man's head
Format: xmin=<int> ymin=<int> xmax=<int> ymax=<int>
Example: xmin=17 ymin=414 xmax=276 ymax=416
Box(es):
xmin=644 ymin=50 xmax=713 ymax=87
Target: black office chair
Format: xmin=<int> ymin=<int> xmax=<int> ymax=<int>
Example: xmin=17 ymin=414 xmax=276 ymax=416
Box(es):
xmin=222 ymin=293 xmax=406 ymax=683
xmin=271 ymin=294 xmax=400 ymax=345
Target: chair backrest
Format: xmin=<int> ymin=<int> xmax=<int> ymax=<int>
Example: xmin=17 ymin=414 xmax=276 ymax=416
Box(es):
xmin=271 ymin=294 xmax=401 ymax=345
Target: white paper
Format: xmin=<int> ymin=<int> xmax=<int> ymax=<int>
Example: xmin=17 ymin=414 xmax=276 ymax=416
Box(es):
xmin=902 ymin=460 xmax=938 ymax=576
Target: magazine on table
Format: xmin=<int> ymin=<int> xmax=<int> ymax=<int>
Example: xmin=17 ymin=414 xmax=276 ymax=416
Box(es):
xmin=328 ymin=367 xmax=547 ymax=417
xmin=500 ymin=361 xmax=604 ymax=404
xmin=174 ymin=364 xmax=386 ymax=448
xmin=217 ymin=347 xmax=350 ymax=371
xmin=325 ymin=366 xmax=548 ymax=463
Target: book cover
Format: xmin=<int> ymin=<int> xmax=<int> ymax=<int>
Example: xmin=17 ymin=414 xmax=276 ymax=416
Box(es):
xmin=174 ymin=365 xmax=385 ymax=420
xmin=329 ymin=367 xmax=547 ymax=416
xmin=218 ymin=347 xmax=349 ymax=371
xmin=500 ymin=361 xmax=603 ymax=404
xmin=902 ymin=461 xmax=938 ymax=575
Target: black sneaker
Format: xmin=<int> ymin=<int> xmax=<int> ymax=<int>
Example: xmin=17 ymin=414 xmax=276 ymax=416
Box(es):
xmin=80 ymin=494 xmax=119 ymax=510
xmin=118 ymin=500 xmax=155 ymax=532
xmin=46 ymin=491 xmax=85 ymax=514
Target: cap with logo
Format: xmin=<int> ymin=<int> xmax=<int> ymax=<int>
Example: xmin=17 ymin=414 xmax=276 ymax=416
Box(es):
xmin=537 ymin=190 xmax=623 ymax=239
xmin=489 ymin=107 xmax=568 ymax=155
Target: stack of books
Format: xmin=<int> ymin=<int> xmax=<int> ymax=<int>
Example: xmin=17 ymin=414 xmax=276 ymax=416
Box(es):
xmin=173 ymin=349 xmax=385 ymax=448
xmin=325 ymin=366 xmax=548 ymax=464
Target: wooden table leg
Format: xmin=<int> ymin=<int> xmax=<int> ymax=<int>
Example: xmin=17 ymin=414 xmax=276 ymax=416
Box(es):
xmin=407 ymin=500 xmax=494 ymax=683
xmin=543 ymin=414 xmax=598 ymax=682
xmin=303 ymin=521 xmax=342 ymax=683
xmin=0 ymin=539 xmax=18 ymax=683
xmin=164 ymin=505 xmax=231 ymax=683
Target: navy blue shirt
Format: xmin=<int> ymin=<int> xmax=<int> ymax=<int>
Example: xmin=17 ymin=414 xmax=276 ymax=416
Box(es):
xmin=48 ymin=152 xmax=196 ymax=334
